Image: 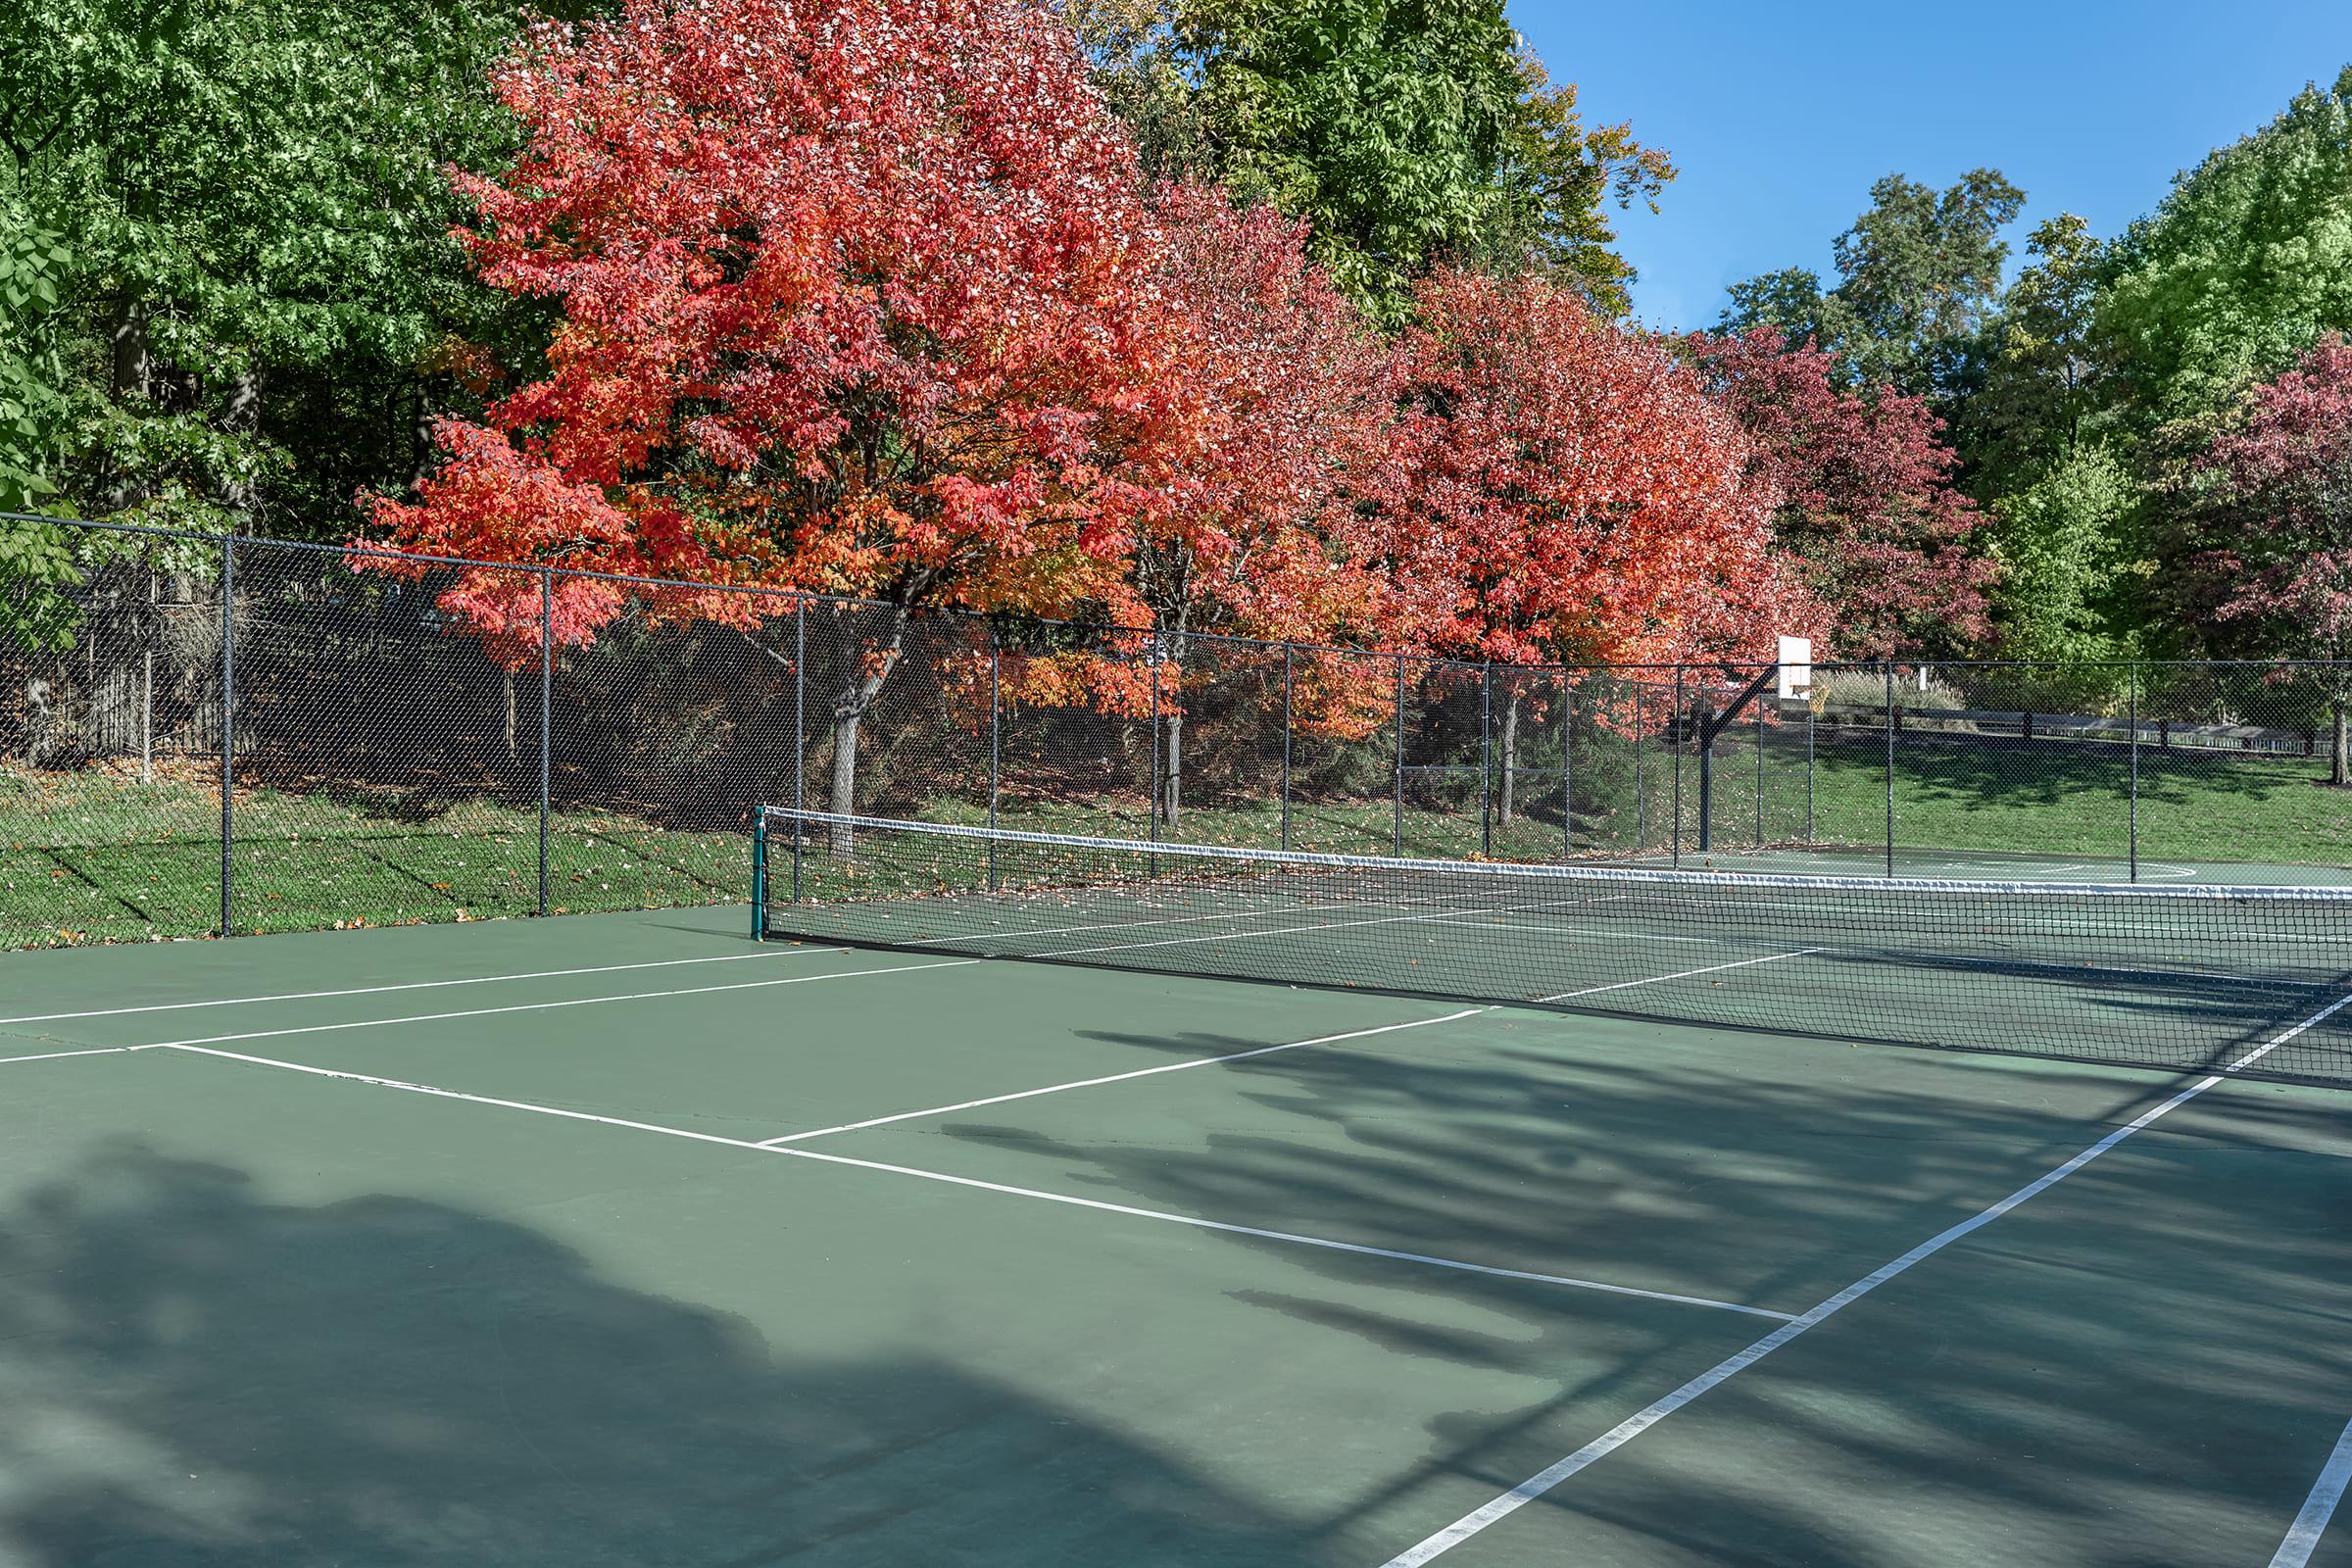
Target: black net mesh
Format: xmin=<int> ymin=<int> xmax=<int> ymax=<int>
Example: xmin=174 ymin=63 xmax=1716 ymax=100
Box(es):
xmin=760 ymin=809 xmax=2352 ymax=1087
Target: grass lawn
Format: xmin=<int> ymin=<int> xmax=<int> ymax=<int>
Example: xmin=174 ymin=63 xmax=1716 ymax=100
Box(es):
xmin=2 ymin=766 xmax=753 ymax=950
xmin=8 ymin=735 xmax=2348 ymax=950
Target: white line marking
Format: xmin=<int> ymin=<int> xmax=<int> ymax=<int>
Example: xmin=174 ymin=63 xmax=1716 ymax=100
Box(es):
xmin=0 ymin=947 xmax=846 ymax=1025
xmin=159 ymin=1042 xmax=1785 ymax=1319
xmin=775 ymin=1145 xmax=1797 ymax=1320
xmin=1534 ymin=950 xmax=1820 ymax=1003
xmin=908 ymin=889 xmax=1632 ymax=955
xmin=2272 ymin=1415 xmax=2352 ymax=1568
xmin=758 ymin=1009 xmax=1493 ymax=1145
xmin=761 ymin=944 xmax=1813 ymax=1146
xmin=0 ymin=1044 xmax=149 ymax=1066
xmin=1028 ymin=896 xmax=1634 ymax=962
xmin=1376 ymin=991 xmax=2352 ymax=1566
xmin=135 ymin=959 xmax=976 ymax=1053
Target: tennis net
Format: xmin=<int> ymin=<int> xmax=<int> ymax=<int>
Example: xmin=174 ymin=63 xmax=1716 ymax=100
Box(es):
xmin=754 ymin=808 xmax=2352 ymax=1086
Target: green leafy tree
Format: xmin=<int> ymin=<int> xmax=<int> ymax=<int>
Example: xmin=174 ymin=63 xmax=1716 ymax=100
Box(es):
xmin=0 ymin=212 xmax=72 ymax=516
xmin=1 ymin=0 xmax=530 ymax=536
xmin=1722 ymin=171 xmax=2024 ymax=401
xmin=1984 ymin=446 xmax=2141 ymax=662
xmin=0 ymin=208 xmax=83 ymax=651
xmin=1177 ymin=0 xmax=1670 ymax=319
xmin=1058 ymin=0 xmax=1208 ymax=176
xmin=1963 ymin=215 xmax=2113 ymax=489
xmin=1717 ymin=268 xmax=1849 ymax=357
xmin=2096 ymin=67 xmax=2352 ymax=427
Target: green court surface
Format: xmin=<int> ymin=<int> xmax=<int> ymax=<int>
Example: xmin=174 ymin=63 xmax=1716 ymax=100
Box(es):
xmin=2 ymin=906 xmax=2350 ymax=1566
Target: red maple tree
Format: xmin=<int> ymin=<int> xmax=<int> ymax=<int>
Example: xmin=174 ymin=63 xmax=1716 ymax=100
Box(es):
xmin=359 ymin=0 xmax=1192 ymax=824
xmin=1077 ymin=181 xmax=1395 ymax=824
xmin=1685 ymin=325 xmax=1992 ymax=657
xmin=1372 ymin=270 xmax=1807 ymax=816
xmin=2193 ymin=333 xmax=2352 ymax=779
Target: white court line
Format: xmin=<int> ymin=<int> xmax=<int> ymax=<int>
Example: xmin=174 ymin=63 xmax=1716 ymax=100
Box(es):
xmin=911 ymin=888 xmax=1637 ymax=952
xmin=1534 ymin=950 xmax=1822 ymax=1004
xmin=0 ymin=1044 xmax=148 ymax=1067
xmin=2272 ymin=1415 xmax=2352 ymax=1568
xmin=759 ymin=949 xmax=1818 ymax=1149
xmin=158 ymin=1041 xmax=1787 ymax=1320
xmin=1376 ymin=990 xmax=2352 ymax=1567
xmin=1029 ymin=896 xmax=1642 ymax=963
xmin=774 ymin=1144 xmax=1795 ymax=1320
xmin=113 ymin=958 xmax=976 ymax=1054
xmin=0 ymin=946 xmax=846 ymax=1026
xmin=758 ymin=1008 xmax=1493 ymax=1146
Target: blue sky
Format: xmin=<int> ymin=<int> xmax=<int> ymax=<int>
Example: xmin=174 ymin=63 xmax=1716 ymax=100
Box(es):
xmin=1510 ymin=1 xmax=2352 ymax=330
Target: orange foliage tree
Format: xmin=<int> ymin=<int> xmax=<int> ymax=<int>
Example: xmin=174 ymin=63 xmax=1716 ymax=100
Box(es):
xmin=358 ymin=0 xmax=1198 ymax=824
xmin=1371 ymin=269 xmax=1812 ymax=816
xmin=1096 ymin=182 xmax=1396 ymax=823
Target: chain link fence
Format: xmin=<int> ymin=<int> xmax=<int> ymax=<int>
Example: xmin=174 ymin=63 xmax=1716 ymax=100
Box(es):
xmin=10 ymin=514 xmax=2352 ymax=951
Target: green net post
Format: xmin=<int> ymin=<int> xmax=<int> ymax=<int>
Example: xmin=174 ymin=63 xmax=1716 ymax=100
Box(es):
xmin=750 ymin=805 xmax=767 ymax=940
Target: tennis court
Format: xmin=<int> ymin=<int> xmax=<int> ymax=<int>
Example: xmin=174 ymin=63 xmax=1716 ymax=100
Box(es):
xmin=3 ymin=815 xmax=2350 ymax=1566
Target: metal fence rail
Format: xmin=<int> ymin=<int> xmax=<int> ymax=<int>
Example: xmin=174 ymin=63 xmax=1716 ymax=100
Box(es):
xmin=7 ymin=514 xmax=2352 ymax=951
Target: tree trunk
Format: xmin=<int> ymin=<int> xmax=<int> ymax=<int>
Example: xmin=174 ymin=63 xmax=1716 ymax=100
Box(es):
xmin=826 ymin=604 xmax=910 ymax=853
xmin=1162 ymin=710 xmax=1182 ymax=828
xmin=504 ymin=669 xmax=517 ymax=760
xmin=219 ymin=370 xmax=264 ymax=515
xmin=1497 ymin=689 xmax=1521 ymax=823
xmin=2334 ymin=702 xmax=2348 ymax=787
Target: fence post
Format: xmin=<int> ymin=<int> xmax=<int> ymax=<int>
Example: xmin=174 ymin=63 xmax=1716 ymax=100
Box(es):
xmin=988 ymin=630 xmax=1002 ymax=890
xmin=1561 ymin=673 xmax=1574 ymax=860
xmin=1805 ymin=702 xmax=1815 ymax=845
xmin=1747 ymin=695 xmax=1759 ymax=848
xmin=1635 ymin=683 xmax=1646 ymax=851
xmin=538 ymin=566 xmax=553 ymax=917
xmin=219 ymin=534 xmax=235 ymax=938
xmin=1280 ymin=642 xmax=1294 ymax=852
xmin=1883 ymin=661 xmax=1895 ymax=877
xmin=2128 ymin=662 xmax=2139 ymax=882
xmin=1479 ymin=662 xmax=1493 ymax=858
xmin=1695 ymin=684 xmax=1713 ymax=853
xmin=1671 ymin=665 xmax=1684 ymax=868
xmin=1393 ymin=655 xmax=1405 ymax=857
xmin=791 ymin=601 xmax=806 ymax=903
xmin=1149 ymin=636 xmax=1161 ymax=851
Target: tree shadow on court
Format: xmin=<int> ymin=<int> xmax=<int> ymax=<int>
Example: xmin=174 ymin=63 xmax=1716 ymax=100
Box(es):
xmin=911 ymin=1024 xmax=2352 ymax=1562
xmin=0 ymin=1143 xmax=1313 ymax=1568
